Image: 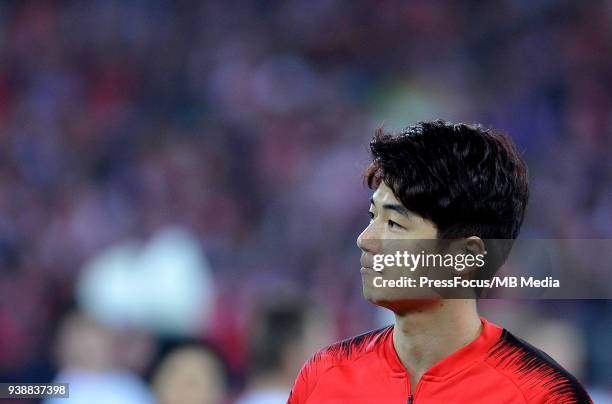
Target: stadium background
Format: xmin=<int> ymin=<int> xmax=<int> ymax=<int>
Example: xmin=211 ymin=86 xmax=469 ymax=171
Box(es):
xmin=0 ymin=1 xmax=611 ymax=403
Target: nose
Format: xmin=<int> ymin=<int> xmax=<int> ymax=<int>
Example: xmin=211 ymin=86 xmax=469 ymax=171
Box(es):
xmin=356 ymin=223 xmax=382 ymax=255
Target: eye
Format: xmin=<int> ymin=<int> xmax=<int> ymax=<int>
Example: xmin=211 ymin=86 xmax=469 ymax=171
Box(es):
xmin=388 ymin=220 xmax=404 ymax=229
xmin=368 ymin=211 xmax=374 ymax=221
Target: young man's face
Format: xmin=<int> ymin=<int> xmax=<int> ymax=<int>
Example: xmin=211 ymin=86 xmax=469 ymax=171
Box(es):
xmin=356 ymin=182 xmax=440 ymax=310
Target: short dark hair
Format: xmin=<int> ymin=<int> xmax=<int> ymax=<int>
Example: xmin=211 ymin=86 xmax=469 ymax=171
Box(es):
xmin=249 ymin=299 xmax=309 ymax=373
xmin=365 ymin=120 xmax=529 ymax=240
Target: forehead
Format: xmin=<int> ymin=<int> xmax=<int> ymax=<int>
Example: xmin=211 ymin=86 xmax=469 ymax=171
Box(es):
xmin=371 ymin=182 xmax=401 ymax=205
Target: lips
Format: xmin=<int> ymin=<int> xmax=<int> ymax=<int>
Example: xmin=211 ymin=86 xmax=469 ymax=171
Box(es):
xmin=360 ymin=255 xmax=373 ymax=269
xmin=360 ymin=266 xmax=376 ymax=275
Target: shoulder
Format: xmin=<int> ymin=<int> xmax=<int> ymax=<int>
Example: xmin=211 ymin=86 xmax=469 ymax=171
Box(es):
xmin=288 ymin=325 xmax=391 ymax=404
xmin=300 ymin=325 xmax=391 ymax=378
xmin=485 ymin=329 xmax=592 ymax=404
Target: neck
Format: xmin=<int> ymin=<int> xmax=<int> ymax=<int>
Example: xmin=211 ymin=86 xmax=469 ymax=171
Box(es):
xmin=392 ymin=299 xmax=481 ymax=388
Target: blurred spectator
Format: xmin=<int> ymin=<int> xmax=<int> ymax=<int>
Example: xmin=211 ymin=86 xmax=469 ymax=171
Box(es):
xmin=76 ymin=226 xmax=216 ymax=336
xmin=43 ymin=312 xmax=155 ymax=404
xmin=151 ymin=343 xmax=228 ymax=404
xmin=236 ymin=297 xmax=334 ymax=404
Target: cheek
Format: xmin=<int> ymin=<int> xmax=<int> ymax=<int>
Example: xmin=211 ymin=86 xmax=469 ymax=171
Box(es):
xmin=411 ymin=220 xmax=438 ymax=239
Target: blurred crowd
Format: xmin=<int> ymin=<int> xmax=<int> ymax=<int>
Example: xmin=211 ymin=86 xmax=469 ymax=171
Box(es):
xmin=0 ymin=0 xmax=611 ymax=403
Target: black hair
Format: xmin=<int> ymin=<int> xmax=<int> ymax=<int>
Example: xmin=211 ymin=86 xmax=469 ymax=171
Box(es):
xmin=365 ymin=120 xmax=529 ymax=240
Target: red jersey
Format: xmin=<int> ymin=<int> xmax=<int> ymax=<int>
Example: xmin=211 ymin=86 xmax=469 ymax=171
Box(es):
xmin=288 ymin=318 xmax=592 ymax=403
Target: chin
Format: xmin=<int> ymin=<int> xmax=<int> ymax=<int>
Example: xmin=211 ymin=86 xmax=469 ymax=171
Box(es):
xmin=361 ymin=283 xmax=383 ymax=302
xmin=364 ymin=292 xmax=442 ymax=314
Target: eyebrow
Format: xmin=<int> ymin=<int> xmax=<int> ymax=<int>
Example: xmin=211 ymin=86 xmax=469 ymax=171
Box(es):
xmin=370 ymin=197 xmax=412 ymax=218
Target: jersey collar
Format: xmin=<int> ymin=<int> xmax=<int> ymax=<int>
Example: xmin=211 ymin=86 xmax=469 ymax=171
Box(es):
xmin=382 ymin=316 xmax=503 ymax=380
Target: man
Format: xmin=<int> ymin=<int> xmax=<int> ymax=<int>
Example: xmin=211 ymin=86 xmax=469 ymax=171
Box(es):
xmin=288 ymin=121 xmax=592 ymax=403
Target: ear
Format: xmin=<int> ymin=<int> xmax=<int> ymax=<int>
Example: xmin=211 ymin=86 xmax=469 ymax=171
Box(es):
xmin=465 ymin=236 xmax=485 ymax=256
xmin=443 ymin=237 xmax=485 ymax=255
xmin=462 ymin=236 xmax=486 ymax=275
